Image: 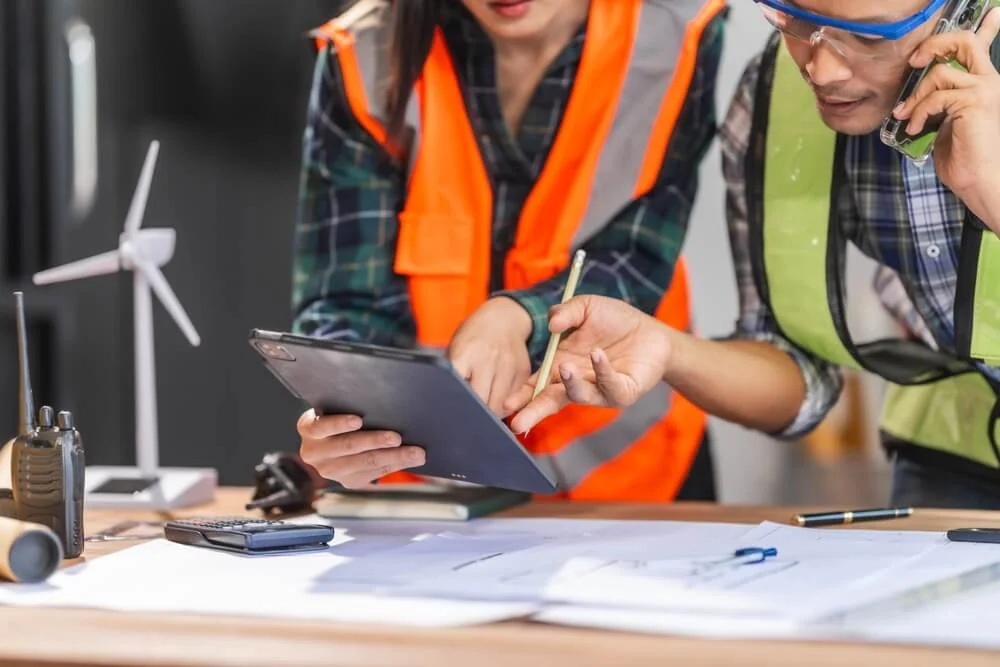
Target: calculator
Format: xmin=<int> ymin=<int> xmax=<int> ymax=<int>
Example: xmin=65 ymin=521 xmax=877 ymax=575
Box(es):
xmin=163 ymin=517 xmax=335 ymax=554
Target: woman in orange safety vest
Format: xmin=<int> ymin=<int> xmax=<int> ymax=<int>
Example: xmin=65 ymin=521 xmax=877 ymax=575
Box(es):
xmin=292 ymin=0 xmax=727 ymax=501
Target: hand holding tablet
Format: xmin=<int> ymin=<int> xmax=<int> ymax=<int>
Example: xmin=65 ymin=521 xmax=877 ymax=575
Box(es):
xmin=296 ymin=409 xmax=426 ymax=489
xmin=250 ymin=330 xmax=557 ymax=495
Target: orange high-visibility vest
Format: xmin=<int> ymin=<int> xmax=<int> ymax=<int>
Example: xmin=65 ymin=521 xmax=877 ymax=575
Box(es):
xmin=312 ymin=0 xmax=723 ymax=501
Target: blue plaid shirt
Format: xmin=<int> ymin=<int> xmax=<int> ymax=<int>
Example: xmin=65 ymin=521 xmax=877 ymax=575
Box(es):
xmin=722 ymin=51 xmax=1000 ymax=439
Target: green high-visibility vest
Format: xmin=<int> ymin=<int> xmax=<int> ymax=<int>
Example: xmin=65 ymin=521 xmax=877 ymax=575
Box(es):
xmin=746 ymin=34 xmax=1000 ymax=476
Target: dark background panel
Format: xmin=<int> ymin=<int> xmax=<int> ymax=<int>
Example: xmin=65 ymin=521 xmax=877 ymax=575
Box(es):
xmin=0 ymin=0 xmax=345 ymax=484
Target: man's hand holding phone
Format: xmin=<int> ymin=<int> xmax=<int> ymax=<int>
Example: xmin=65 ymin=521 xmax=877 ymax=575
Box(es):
xmin=892 ymin=6 xmax=1000 ymax=231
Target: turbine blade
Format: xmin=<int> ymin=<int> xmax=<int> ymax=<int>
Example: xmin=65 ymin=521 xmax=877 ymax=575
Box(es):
xmin=32 ymin=250 xmax=120 ymax=285
xmin=131 ymin=256 xmax=201 ymax=347
xmin=123 ymin=140 xmax=160 ymax=237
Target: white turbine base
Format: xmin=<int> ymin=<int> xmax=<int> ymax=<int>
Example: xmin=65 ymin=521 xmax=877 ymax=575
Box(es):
xmin=84 ymin=465 xmax=217 ymax=509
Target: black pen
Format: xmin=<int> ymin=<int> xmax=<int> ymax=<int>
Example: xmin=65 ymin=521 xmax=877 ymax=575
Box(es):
xmin=792 ymin=507 xmax=913 ymax=527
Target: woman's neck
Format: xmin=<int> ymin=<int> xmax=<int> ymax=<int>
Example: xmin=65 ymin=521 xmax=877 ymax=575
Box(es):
xmin=491 ymin=4 xmax=589 ymax=138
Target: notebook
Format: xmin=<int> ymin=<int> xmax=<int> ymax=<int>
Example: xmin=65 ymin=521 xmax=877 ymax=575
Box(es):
xmin=314 ymin=483 xmax=531 ymax=521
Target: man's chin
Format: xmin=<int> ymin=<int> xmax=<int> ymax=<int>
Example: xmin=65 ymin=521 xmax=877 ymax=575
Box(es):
xmin=816 ymin=100 xmax=885 ymax=136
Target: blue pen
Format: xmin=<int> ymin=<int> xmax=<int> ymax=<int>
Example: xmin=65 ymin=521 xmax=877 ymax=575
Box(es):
xmin=731 ymin=547 xmax=778 ymax=562
xmin=693 ymin=546 xmax=778 ymax=575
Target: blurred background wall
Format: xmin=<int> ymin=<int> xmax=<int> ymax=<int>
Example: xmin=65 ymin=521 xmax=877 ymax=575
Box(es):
xmin=0 ymin=0 xmax=899 ymax=503
xmin=1 ymin=0 xmax=342 ymax=486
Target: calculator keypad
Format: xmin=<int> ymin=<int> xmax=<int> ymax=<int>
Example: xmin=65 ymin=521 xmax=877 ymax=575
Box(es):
xmin=172 ymin=517 xmax=284 ymax=531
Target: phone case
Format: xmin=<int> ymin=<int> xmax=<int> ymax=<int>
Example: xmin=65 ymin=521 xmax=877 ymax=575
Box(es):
xmin=880 ymin=0 xmax=1000 ymax=163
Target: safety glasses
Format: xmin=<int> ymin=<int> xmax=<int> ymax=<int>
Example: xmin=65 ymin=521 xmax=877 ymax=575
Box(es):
xmin=754 ymin=0 xmax=951 ymax=62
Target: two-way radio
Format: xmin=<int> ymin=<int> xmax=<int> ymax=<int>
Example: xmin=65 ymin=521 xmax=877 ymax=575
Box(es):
xmin=9 ymin=291 xmax=85 ymax=559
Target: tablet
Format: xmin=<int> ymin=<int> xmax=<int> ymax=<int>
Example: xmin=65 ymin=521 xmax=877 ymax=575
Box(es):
xmin=248 ymin=329 xmax=557 ymax=495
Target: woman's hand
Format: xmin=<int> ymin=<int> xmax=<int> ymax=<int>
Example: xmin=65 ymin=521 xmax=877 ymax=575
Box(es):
xmin=448 ymin=297 xmax=533 ymax=417
xmin=297 ymin=409 xmax=425 ymax=488
xmin=893 ymin=8 xmax=1000 ymax=229
xmin=505 ymin=294 xmax=674 ymax=434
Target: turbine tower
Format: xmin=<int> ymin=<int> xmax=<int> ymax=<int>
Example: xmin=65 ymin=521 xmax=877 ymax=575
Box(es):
xmin=33 ymin=140 xmax=216 ymax=509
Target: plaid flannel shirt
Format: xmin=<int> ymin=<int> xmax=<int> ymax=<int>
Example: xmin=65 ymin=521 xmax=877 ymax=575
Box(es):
xmin=292 ymin=4 xmax=725 ymax=369
xmin=722 ymin=50 xmax=1000 ymax=440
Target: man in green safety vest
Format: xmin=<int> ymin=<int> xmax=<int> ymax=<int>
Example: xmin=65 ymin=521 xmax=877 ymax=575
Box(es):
xmin=508 ymin=0 xmax=1000 ymax=509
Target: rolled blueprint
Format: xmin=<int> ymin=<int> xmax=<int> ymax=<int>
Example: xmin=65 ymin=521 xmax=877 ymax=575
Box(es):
xmin=0 ymin=516 xmax=63 ymax=583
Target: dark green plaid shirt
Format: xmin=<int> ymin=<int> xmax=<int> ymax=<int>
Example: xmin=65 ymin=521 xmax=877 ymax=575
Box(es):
xmin=292 ymin=5 xmax=725 ymax=369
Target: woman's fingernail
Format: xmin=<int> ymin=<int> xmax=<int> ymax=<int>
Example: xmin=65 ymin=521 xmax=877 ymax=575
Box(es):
xmin=560 ymin=367 xmax=572 ymax=381
xmin=591 ymin=350 xmax=603 ymax=363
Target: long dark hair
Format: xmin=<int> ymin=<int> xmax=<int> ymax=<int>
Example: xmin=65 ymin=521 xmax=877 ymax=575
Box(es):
xmin=385 ymin=0 xmax=443 ymax=140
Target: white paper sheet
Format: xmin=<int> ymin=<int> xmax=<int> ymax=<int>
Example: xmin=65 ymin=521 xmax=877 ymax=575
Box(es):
xmin=0 ymin=537 xmax=535 ymax=628
xmin=852 ymin=579 xmax=1000 ymax=651
xmin=0 ymin=516 xmax=750 ymax=627
xmin=533 ymin=522 xmax=1000 ymax=649
xmin=3 ymin=515 xmax=998 ymax=647
xmin=537 ymin=521 xmax=952 ymax=616
xmin=313 ymin=517 xmax=753 ymax=601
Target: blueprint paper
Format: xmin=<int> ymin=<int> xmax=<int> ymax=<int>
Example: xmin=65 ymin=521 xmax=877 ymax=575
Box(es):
xmin=314 ymin=517 xmax=753 ymax=601
xmin=849 ymin=579 xmax=1000 ymax=651
xmin=0 ymin=517 xmax=751 ymax=626
xmin=533 ymin=521 xmax=1000 ymax=649
xmin=1 ymin=515 xmax=999 ymax=646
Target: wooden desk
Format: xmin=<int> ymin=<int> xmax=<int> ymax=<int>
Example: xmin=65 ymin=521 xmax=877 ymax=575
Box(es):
xmin=3 ymin=488 xmax=999 ymax=667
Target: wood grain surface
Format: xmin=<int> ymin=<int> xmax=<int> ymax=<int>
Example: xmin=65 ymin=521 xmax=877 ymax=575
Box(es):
xmin=2 ymin=488 xmax=998 ymax=667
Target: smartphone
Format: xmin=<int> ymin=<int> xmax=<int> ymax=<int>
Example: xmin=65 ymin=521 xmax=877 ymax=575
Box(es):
xmin=880 ymin=0 xmax=1000 ymax=164
xmin=946 ymin=527 xmax=1000 ymax=544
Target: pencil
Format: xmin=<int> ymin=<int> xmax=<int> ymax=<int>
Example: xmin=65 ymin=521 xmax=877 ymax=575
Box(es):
xmin=532 ymin=249 xmax=586 ymax=400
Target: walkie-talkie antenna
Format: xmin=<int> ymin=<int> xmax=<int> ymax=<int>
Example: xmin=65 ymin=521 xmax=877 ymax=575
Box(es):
xmin=13 ymin=291 xmax=36 ymax=435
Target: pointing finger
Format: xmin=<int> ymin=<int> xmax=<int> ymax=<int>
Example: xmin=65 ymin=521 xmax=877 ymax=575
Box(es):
xmin=509 ymin=385 xmax=570 ymax=434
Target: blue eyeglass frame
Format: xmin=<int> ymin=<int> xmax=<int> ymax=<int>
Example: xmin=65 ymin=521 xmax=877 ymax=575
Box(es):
xmin=753 ymin=0 xmax=950 ymax=40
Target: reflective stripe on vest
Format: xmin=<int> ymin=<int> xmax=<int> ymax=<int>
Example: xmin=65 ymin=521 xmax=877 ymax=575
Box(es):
xmin=312 ymin=0 xmax=723 ymax=500
xmin=533 ymin=381 xmax=672 ymax=491
xmin=750 ymin=37 xmax=1000 ymax=471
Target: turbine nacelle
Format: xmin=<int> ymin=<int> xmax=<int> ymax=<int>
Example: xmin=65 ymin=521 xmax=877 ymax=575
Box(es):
xmin=120 ymin=228 xmax=176 ymax=269
xmin=31 ymin=142 xmax=199 ymax=349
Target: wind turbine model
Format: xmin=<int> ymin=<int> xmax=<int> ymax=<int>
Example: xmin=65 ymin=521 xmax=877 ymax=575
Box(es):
xmin=33 ymin=140 xmax=217 ymax=509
